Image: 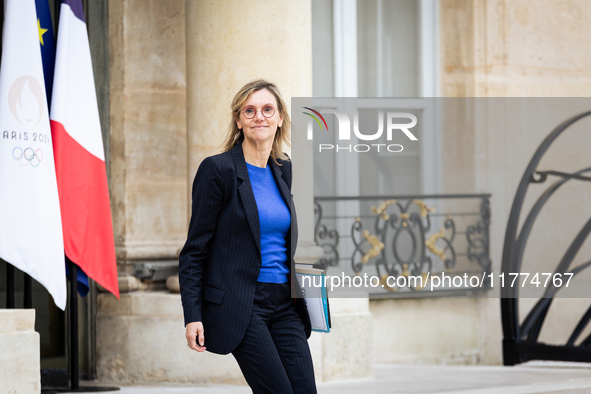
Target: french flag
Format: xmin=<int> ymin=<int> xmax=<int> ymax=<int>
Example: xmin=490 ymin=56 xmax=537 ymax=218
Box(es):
xmin=50 ymin=0 xmax=119 ymax=299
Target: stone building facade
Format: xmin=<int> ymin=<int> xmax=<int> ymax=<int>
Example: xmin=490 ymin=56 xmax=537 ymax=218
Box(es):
xmin=2 ymin=0 xmax=591 ymax=389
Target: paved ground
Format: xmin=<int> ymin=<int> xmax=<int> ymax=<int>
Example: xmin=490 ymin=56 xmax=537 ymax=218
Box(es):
xmin=83 ymin=362 xmax=591 ymax=394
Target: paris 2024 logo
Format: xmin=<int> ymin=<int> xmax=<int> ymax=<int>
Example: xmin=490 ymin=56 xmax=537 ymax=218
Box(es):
xmin=3 ymin=75 xmax=49 ymax=167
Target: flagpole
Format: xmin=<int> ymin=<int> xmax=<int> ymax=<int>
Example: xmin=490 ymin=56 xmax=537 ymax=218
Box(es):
xmin=24 ymin=274 xmax=33 ymax=309
xmin=69 ymin=259 xmax=79 ymax=390
xmin=58 ymin=259 xmax=119 ymax=393
xmin=6 ymin=264 xmax=14 ymax=308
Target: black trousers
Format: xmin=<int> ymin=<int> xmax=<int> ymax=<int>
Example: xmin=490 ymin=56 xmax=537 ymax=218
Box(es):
xmin=232 ymin=281 xmax=317 ymax=394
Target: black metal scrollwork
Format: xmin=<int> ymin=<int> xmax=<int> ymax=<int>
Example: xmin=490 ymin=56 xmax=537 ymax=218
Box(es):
xmin=314 ymin=194 xmax=491 ymax=295
xmin=467 ymin=198 xmax=490 ymax=271
xmin=314 ymin=202 xmax=339 ymax=268
xmin=500 ymin=109 xmax=591 ymax=366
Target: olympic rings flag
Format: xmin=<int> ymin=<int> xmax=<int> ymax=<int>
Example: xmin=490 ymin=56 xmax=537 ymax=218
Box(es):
xmin=0 ymin=0 xmax=67 ymax=309
xmin=50 ymin=0 xmax=119 ymax=299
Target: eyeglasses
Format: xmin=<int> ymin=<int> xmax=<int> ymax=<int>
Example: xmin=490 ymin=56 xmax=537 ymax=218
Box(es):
xmin=242 ymin=105 xmax=276 ymax=119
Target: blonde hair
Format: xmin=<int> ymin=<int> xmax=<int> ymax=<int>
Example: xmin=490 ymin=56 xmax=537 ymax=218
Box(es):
xmin=222 ymin=79 xmax=291 ymax=164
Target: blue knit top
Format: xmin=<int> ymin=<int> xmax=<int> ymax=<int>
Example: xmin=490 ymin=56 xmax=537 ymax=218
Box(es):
xmin=246 ymin=162 xmax=291 ymax=283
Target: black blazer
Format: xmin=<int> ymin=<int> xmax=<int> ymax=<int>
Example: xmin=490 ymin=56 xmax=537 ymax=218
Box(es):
xmin=178 ymin=141 xmax=311 ymax=355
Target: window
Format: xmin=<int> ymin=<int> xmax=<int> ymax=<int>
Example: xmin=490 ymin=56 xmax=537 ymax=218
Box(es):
xmin=312 ymin=0 xmax=441 ymax=197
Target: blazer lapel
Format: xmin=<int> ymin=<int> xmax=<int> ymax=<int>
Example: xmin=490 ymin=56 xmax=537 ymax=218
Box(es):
xmin=232 ymin=143 xmax=261 ymax=255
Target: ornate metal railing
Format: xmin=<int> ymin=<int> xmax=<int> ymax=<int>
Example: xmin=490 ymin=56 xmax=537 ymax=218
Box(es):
xmin=501 ymin=110 xmax=591 ymax=365
xmin=314 ymin=194 xmax=491 ymax=298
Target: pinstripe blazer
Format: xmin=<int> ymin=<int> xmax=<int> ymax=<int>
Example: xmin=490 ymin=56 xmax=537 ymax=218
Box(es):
xmin=178 ymin=141 xmax=312 ymax=355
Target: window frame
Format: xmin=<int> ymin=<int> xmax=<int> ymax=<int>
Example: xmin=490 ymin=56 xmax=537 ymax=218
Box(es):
xmin=320 ymin=0 xmax=441 ymax=195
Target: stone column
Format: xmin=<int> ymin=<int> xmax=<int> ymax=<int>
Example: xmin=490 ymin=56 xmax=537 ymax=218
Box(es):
xmin=0 ymin=310 xmax=40 ymax=393
xmin=108 ymin=0 xmax=188 ymax=272
xmin=185 ymin=0 xmax=312 ymax=172
xmin=185 ymin=0 xmax=322 ymax=263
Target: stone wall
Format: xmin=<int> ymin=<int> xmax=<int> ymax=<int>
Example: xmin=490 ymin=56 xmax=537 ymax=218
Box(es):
xmin=98 ymin=0 xmax=375 ymax=385
xmin=96 ymin=292 xmax=372 ymax=384
xmin=97 ymin=292 xmax=245 ymax=384
xmin=96 ymin=0 xmax=591 ymax=381
xmin=439 ymin=0 xmax=591 ymax=365
xmin=371 ymin=297 xmax=481 ymax=365
xmin=0 ymin=310 xmax=40 ymax=393
xmin=441 ymin=0 xmax=591 ymax=97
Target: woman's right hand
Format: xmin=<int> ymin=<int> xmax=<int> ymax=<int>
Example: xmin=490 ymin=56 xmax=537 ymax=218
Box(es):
xmin=186 ymin=321 xmax=206 ymax=352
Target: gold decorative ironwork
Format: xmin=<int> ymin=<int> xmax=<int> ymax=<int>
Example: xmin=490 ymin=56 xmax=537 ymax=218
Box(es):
xmin=413 ymin=272 xmax=430 ymax=290
xmin=400 ymin=264 xmax=430 ymax=290
xmin=371 ymin=199 xmax=397 ymax=220
xmin=400 ymin=213 xmax=410 ymax=227
xmin=400 ymin=263 xmax=410 ymax=277
xmin=379 ymin=274 xmax=399 ymax=292
xmin=361 ymin=230 xmax=384 ymax=263
xmin=425 ymin=228 xmax=446 ymax=261
xmin=412 ymin=199 xmax=436 ymax=217
xmin=371 ymin=199 xmax=434 ymax=226
xmin=313 ymin=194 xmax=489 ymax=295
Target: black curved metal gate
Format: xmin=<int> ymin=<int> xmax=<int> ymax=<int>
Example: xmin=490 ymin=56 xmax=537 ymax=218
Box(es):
xmin=501 ymin=110 xmax=591 ymax=365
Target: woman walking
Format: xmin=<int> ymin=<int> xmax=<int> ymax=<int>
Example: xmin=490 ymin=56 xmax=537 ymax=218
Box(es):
xmin=179 ymin=79 xmax=317 ymax=393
